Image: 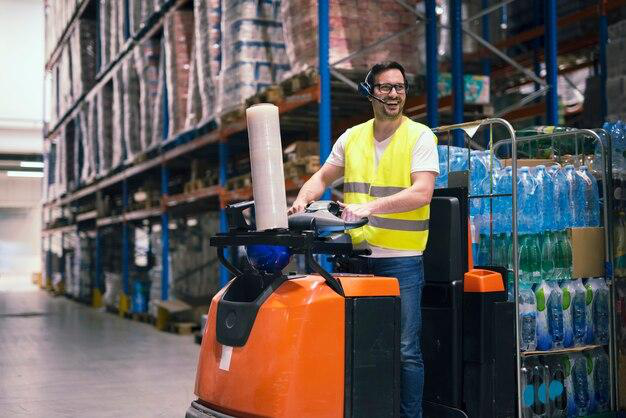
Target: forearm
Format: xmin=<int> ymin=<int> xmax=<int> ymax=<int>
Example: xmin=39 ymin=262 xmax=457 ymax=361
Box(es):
xmin=368 ymin=187 xmax=432 ymax=214
xmin=293 ymin=172 xmax=327 ymax=204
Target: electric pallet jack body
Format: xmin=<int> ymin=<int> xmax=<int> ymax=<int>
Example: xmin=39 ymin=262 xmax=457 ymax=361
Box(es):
xmin=187 ymin=201 xmax=402 ymax=418
xmin=188 ymin=189 xmax=517 ymax=418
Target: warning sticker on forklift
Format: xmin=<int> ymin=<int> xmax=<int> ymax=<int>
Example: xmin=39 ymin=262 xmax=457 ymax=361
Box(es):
xmin=219 ymin=345 xmax=233 ymax=371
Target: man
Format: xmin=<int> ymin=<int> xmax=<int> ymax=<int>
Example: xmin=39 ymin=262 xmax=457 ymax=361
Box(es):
xmin=288 ymin=61 xmax=439 ymax=418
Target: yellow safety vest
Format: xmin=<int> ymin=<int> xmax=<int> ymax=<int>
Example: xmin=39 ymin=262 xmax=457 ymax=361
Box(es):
xmin=343 ymin=116 xmax=433 ymax=252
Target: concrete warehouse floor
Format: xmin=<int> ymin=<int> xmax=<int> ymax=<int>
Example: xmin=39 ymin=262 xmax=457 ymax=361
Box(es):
xmin=0 ymin=284 xmax=200 ymax=417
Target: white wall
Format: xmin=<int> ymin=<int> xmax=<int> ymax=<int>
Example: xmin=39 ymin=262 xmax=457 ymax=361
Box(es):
xmin=0 ymin=0 xmax=44 ymax=276
xmin=0 ymin=0 xmax=44 ymax=154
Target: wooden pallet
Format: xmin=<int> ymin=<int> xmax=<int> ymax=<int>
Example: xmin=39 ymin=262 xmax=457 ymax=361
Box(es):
xmin=168 ymin=321 xmax=198 ymax=335
xmin=131 ymin=312 xmax=154 ymax=324
xmin=226 ymin=174 xmax=252 ymax=191
xmin=279 ymin=68 xmax=318 ymax=96
xmin=284 ymin=156 xmax=320 ymax=179
xmin=183 ymin=179 xmax=205 ymax=194
xmin=220 ymin=108 xmax=245 ymax=126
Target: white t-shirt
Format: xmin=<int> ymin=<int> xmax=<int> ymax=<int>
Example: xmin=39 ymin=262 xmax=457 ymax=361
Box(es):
xmin=326 ymin=127 xmax=439 ymax=258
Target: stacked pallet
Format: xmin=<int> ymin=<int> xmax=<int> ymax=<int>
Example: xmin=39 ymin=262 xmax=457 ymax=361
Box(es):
xmin=164 ymin=10 xmax=195 ymax=137
xmin=281 ymin=0 xmax=421 ymax=75
xmin=193 ymin=0 xmax=222 ymax=123
xmin=219 ymin=0 xmax=291 ymax=116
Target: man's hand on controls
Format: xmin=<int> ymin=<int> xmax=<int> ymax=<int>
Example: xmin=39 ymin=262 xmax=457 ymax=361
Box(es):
xmin=338 ymin=202 xmax=372 ymax=222
xmin=287 ymin=198 xmax=308 ymax=215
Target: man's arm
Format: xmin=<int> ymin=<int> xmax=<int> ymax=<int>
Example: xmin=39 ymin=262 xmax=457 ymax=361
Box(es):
xmin=340 ymin=171 xmax=436 ymax=221
xmin=288 ymin=163 xmax=344 ymax=214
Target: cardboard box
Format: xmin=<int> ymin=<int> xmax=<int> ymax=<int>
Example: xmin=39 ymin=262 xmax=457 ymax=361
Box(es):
xmin=501 ymin=159 xmax=556 ymax=168
xmin=284 ymin=141 xmax=319 ymax=161
xmin=569 ymin=227 xmax=605 ymax=278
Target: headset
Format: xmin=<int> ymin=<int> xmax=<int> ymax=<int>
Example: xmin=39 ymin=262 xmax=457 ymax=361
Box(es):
xmin=358 ymin=63 xmax=409 ymax=105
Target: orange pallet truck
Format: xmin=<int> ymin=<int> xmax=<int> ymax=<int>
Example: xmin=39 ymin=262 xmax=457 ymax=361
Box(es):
xmin=187 ymin=201 xmax=402 ymax=418
xmin=187 ymin=188 xmax=517 ymax=418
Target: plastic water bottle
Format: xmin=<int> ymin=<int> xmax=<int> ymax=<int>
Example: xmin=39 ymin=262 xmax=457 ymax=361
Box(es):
xmin=520 ymin=234 xmax=542 ymax=284
xmin=495 ymin=166 xmax=513 ymax=235
xmin=544 ymin=357 xmax=568 ymax=417
xmin=518 ymin=167 xmax=539 ymax=235
xmin=564 ymin=165 xmax=584 ymax=227
xmin=450 ymin=147 xmax=468 ymax=172
xmin=591 ymin=278 xmax=610 ymax=345
xmin=436 ymin=145 xmax=449 ymax=188
xmin=571 ymin=353 xmax=591 ymax=416
xmin=561 ymin=355 xmax=577 ymax=417
xmin=535 ymin=280 xmax=564 ymax=350
xmin=533 ymin=165 xmax=556 ymax=232
xmin=584 ymin=280 xmax=596 ymax=344
xmin=555 ymin=166 xmax=574 ymax=228
xmin=519 ymin=283 xmax=537 ymax=352
xmin=590 ymin=348 xmax=610 ymax=412
xmin=572 ymin=279 xmax=588 ymax=347
xmin=540 ymin=232 xmax=555 ymax=281
xmin=521 ymin=358 xmax=550 ymax=417
xmin=560 ymin=280 xmax=575 ymax=348
xmin=577 ymin=166 xmax=601 ymax=227
xmin=553 ymin=231 xmax=572 ymax=280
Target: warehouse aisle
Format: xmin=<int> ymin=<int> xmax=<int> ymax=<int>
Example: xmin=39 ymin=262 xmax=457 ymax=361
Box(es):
xmin=0 ymin=290 xmax=200 ymax=417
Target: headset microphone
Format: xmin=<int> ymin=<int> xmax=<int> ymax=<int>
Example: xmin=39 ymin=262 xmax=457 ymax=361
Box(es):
xmin=358 ymin=80 xmax=390 ymax=105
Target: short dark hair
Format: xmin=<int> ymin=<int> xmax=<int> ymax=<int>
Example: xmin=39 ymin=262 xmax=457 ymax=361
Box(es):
xmin=366 ymin=61 xmax=408 ymax=87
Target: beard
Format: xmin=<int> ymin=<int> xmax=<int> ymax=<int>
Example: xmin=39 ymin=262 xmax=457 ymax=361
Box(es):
xmin=374 ymin=99 xmax=404 ymax=120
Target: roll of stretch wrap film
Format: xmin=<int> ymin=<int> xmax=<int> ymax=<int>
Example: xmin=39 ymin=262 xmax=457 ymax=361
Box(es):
xmin=246 ymin=103 xmax=288 ymax=231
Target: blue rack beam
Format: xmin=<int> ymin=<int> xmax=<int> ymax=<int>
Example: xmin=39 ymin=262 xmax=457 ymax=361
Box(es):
xmin=544 ymin=0 xmax=558 ymax=125
xmin=451 ymin=0 xmax=464 ymax=146
xmin=161 ymin=165 xmax=170 ymax=300
xmin=318 ymin=0 xmax=331 ymax=201
xmin=218 ymin=140 xmax=230 ymax=287
xmin=426 ymin=0 xmax=439 ymax=128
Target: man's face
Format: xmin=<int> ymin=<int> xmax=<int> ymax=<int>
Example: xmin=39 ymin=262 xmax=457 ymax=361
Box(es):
xmin=371 ymin=68 xmax=406 ymax=121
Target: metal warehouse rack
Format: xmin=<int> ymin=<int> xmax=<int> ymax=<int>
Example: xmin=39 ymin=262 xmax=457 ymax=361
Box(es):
xmin=41 ymin=1 xmax=625 ymax=390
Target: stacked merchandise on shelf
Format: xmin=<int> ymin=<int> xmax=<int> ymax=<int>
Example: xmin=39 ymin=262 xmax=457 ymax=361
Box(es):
xmin=169 ymin=213 xmax=221 ymax=304
xmin=111 ymin=68 xmax=127 ymax=168
xmin=96 ymin=84 xmax=114 ymax=176
xmin=184 ymin=42 xmax=203 ymax=129
xmin=130 ymin=225 xmax=153 ymax=314
xmin=148 ymin=223 xmax=164 ymax=308
xmin=69 ymin=20 xmax=97 ymax=101
xmin=128 ymin=0 xmax=164 ymax=37
xmin=134 ymin=39 xmax=162 ymax=150
xmin=280 ymin=0 xmax=419 ymax=75
xmin=50 ymin=234 xmax=64 ymax=293
xmin=151 ymin=46 xmax=167 ymax=145
xmin=122 ymin=54 xmax=142 ymax=161
xmin=219 ymin=0 xmax=291 ymax=115
xmin=101 ymin=226 xmax=123 ymax=309
xmin=63 ymin=231 xmax=79 ymax=299
xmin=520 ymin=348 xmax=611 ymax=417
xmin=607 ymin=20 xmax=626 ymax=121
xmin=163 ymin=10 xmax=195 ymax=137
xmin=78 ymin=101 xmax=96 ymax=184
xmin=438 ymin=138 xmax=612 ymax=415
xmin=76 ymin=231 xmax=95 ymax=303
xmin=44 ymin=0 xmax=82 ymax=60
xmin=193 ymin=0 xmax=221 ymax=124
xmin=99 ymin=0 xmax=127 ymax=71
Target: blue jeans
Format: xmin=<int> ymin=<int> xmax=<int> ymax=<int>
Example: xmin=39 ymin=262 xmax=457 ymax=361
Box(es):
xmin=361 ymin=256 xmax=425 ymax=418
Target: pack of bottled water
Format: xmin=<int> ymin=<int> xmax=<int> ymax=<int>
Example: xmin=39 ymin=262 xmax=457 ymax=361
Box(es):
xmin=520 ymin=277 xmax=609 ymax=353
xmin=520 ymin=348 xmax=609 ymax=418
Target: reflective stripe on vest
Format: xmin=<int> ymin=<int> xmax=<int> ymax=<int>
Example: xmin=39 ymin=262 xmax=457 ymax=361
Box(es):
xmin=343 ymin=116 xmax=434 ymax=252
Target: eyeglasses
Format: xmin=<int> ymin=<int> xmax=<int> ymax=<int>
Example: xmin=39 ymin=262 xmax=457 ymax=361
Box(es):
xmin=374 ymin=83 xmax=406 ymax=94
